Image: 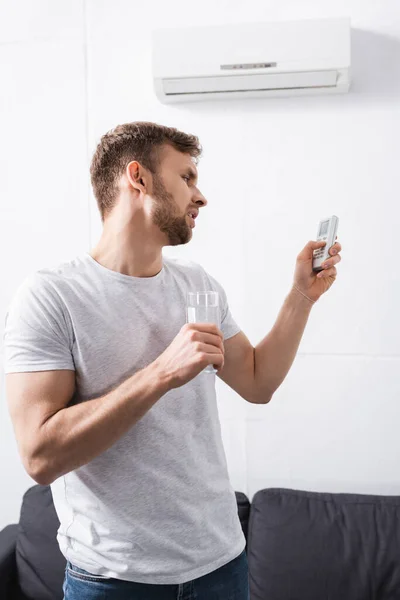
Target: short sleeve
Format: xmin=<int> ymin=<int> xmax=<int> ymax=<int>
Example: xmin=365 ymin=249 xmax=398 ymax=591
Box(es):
xmin=4 ymin=274 xmax=75 ymax=374
xmin=202 ymin=270 xmax=241 ymax=341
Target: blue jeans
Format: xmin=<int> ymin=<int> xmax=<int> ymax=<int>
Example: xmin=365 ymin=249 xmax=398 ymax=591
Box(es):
xmin=63 ymin=549 xmax=249 ymax=599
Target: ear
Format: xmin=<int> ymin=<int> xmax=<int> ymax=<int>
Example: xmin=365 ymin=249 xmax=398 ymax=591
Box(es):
xmin=126 ymin=161 xmax=148 ymax=194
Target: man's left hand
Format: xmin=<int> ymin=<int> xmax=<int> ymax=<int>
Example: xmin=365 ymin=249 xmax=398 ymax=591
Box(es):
xmin=293 ymin=239 xmax=342 ymax=303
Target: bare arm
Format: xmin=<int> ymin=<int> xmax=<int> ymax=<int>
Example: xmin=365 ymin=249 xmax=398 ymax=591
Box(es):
xmin=218 ymin=287 xmax=313 ymax=404
xmin=219 ymin=240 xmax=342 ymax=404
xmin=6 ymin=323 xmax=225 ymax=486
xmin=253 ymin=287 xmax=313 ymax=400
xmin=7 ymin=364 xmax=169 ymax=486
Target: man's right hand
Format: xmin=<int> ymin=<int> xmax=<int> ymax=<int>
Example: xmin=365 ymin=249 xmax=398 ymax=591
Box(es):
xmin=153 ymin=323 xmax=225 ymax=389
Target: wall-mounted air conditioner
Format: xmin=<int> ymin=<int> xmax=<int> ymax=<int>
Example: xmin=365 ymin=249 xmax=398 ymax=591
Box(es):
xmin=152 ymin=17 xmax=351 ymax=103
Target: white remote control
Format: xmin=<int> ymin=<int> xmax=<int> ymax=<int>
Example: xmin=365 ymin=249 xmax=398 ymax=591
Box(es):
xmin=312 ymin=216 xmax=339 ymax=272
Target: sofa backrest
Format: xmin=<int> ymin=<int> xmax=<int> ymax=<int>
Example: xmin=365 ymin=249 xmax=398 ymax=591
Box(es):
xmin=236 ymin=491 xmax=250 ymax=542
xmin=16 ymin=486 xmax=66 ymax=600
xmin=248 ymin=488 xmax=400 ymax=600
xmin=18 ymin=484 xmax=400 ymax=600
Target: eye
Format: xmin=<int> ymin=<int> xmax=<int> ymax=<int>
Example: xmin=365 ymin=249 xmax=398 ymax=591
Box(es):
xmin=182 ymin=175 xmax=190 ymax=184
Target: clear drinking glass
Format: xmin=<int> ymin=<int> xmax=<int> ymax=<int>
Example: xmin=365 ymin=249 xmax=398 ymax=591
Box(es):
xmin=186 ymin=291 xmax=220 ymax=374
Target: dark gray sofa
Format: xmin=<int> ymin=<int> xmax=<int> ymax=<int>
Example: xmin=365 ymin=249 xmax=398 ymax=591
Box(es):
xmin=1 ymin=485 xmax=400 ymax=599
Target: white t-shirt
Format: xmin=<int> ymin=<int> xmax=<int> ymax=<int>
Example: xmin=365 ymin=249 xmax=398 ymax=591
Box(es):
xmin=4 ymin=254 xmax=245 ymax=584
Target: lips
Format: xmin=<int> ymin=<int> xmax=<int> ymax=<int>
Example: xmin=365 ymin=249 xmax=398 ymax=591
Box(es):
xmin=187 ymin=209 xmax=198 ymax=228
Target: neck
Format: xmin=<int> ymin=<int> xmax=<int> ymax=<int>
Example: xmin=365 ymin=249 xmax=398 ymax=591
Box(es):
xmin=90 ymin=217 xmax=164 ymax=278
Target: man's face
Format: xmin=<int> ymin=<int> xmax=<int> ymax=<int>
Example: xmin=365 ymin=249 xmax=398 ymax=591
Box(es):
xmin=150 ymin=145 xmax=206 ymax=246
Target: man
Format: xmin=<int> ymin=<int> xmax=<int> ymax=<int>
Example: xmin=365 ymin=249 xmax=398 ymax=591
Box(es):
xmin=4 ymin=122 xmax=342 ymax=600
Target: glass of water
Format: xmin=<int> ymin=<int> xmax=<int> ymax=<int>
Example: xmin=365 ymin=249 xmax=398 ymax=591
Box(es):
xmin=186 ymin=291 xmax=220 ymax=374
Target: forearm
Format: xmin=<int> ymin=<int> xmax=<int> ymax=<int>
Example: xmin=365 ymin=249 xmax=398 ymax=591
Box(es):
xmin=35 ymin=363 xmax=169 ymax=484
xmin=254 ymin=286 xmax=314 ymax=401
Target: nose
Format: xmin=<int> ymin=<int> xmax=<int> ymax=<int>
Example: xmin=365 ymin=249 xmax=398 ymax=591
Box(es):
xmin=194 ymin=189 xmax=207 ymax=207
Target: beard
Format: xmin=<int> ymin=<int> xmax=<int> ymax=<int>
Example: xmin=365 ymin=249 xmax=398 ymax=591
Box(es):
xmin=151 ymin=174 xmax=192 ymax=246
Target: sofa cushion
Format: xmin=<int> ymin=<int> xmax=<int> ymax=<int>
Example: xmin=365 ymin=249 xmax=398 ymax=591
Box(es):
xmin=248 ymin=488 xmax=400 ymax=600
xmin=16 ymin=485 xmax=65 ymax=600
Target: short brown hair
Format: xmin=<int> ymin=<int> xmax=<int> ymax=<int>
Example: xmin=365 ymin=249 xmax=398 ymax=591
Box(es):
xmin=90 ymin=121 xmax=202 ymax=219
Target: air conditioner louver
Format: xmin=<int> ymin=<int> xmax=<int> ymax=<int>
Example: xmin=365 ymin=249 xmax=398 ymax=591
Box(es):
xmin=163 ymin=70 xmax=339 ymax=96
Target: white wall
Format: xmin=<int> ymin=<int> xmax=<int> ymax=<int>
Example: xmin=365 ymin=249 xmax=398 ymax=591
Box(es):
xmin=1 ymin=0 xmax=400 ymax=530
xmin=0 ymin=0 xmax=89 ymax=528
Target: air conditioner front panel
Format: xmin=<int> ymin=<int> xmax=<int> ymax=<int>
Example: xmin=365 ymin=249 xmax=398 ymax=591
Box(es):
xmin=152 ymin=18 xmax=350 ymax=79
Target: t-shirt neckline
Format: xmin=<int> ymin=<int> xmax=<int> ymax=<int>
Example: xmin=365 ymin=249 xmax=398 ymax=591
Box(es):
xmin=84 ymin=253 xmax=166 ymax=284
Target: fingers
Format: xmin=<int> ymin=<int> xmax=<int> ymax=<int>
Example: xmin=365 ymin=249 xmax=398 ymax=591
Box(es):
xmin=298 ymin=240 xmax=326 ymax=261
xmin=208 ymin=353 xmax=225 ymax=370
xmin=185 ymin=324 xmax=224 ymax=356
xmin=186 ymin=322 xmax=223 ymax=340
xmin=329 ymin=241 xmax=342 ymax=255
xmin=320 ymin=254 xmax=341 ymax=270
xmin=200 ymin=332 xmax=225 ymax=353
xmin=308 ymin=240 xmax=326 ymax=250
xmin=197 ymin=345 xmax=225 ymax=370
xmin=191 ymin=332 xmax=224 ymax=354
xmin=197 ymin=343 xmax=224 ymax=356
xmin=306 ymin=239 xmax=342 ymax=255
xmin=317 ymin=266 xmax=337 ymax=279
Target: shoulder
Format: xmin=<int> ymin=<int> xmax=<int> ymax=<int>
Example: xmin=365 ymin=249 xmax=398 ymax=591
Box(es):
xmin=35 ymin=256 xmax=88 ymax=286
xmin=163 ymin=256 xmax=226 ymax=295
xmin=163 ymin=256 xmax=211 ymax=286
xmin=8 ymin=256 xmax=85 ymax=312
